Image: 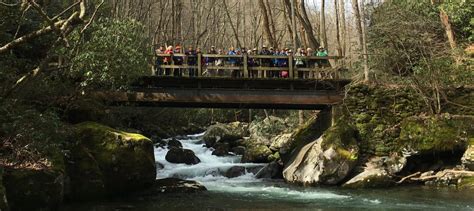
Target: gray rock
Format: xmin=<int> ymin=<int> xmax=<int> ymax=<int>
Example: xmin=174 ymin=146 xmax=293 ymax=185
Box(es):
xmin=167 ymin=139 xmax=183 ymax=149
xmin=231 ymin=146 xmax=246 ymax=155
xmin=283 ymin=123 xmax=359 ymax=185
xmin=225 ymin=166 xmax=246 ymax=178
xmin=154 ymin=178 xmax=207 ymax=193
xmin=343 ymin=157 xmax=394 ymax=188
xmin=461 ymin=143 xmax=474 ymax=170
xmin=256 ymin=162 xmax=283 ymax=179
xmin=241 ymin=144 xmax=273 ymax=163
xmin=212 ymin=143 xmax=230 ymax=157
xmin=269 ymin=133 xmax=293 ymax=154
xmin=202 ymin=122 xmax=248 ymax=148
xmin=156 ymin=162 xmax=164 ymax=170
xmin=165 ymin=148 xmax=200 ymax=165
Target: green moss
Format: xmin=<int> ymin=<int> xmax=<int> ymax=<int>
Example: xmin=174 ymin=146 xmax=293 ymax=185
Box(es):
xmin=68 ymin=122 xmax=156 ymax=199
xmin=321 ymin=121 xmax=358 ymax=149
xmin=337 ymin=148 xmax=358 ymax=161
xmin=3 ymin=168 xmax=63 ymax=210
xmin=242 ymin=143 xmax=273 ymax=163
xmin=288 ymin=109 xmax=332 ymax=152
xmin=342 ymin=84 xmax=474 ymax=157
xmin=458 ymin=176 xmax=474 ymax=189
xmin=398 ymin=116 xmax=470 ymax=152
xmin=268 ymin=152 xmax=281 ymax=162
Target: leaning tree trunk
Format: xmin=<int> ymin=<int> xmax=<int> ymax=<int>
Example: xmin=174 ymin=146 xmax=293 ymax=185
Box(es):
xmin=352 ymin=0 xmax=369 ymax=82
xmin=334 ymin=0 xmax=343 ymax=58
xmin=320 ymin=0 xmax=327 ymax=48
xmin=296 ymin=0 xmax=320 ymax=49
xmin=258 ymin=0 xmax=278 ymax=48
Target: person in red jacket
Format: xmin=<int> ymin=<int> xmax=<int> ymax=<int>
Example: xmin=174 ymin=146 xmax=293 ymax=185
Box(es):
xmin=163 ymin=46 xmax=173 ymax=76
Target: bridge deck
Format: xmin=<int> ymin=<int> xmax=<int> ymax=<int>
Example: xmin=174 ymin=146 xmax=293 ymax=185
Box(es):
xmin=96 ymin=77 xmax=351 ymax=109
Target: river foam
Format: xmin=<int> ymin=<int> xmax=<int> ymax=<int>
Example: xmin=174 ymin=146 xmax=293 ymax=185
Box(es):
xmin=154 ymin=133 xmax=350 ymax=201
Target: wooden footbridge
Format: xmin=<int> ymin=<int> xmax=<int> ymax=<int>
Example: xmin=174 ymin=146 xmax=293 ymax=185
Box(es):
xmin=94 ymin=54 xmax=351 ymax=110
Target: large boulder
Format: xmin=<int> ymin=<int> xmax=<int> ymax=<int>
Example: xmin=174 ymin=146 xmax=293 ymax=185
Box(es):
xmin=283 ymin=122 xmax=359 ymax=185
xmin=343 ymin=156 xmax=401 ymax=188
xmin=165 ymin=148 xmax=201 ymax=165
xmin=202 ymin=122 xmax=248 ymax=147
xmin=67 ymin=122 xmax=156 ymax=200
xmin=281 ymin=109 xmax=333 ymax=164
xmin=461 ymin=139 xmax=474 ymax=171
xmin=3 ymin=168 xmax=64 ymax=210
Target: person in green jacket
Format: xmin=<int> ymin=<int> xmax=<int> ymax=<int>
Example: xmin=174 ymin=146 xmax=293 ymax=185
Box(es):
xmin=316 ymin=46 xmax=329 ymax=68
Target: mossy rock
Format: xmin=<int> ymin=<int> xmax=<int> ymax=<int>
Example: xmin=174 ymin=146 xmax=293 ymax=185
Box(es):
xmin=241 ymin=144 xmax=273 ymax=163
xmin=202 ymin=122 xmax=248 ymax=147
xmin=458 ymin=176 xmax=474 ymax=189
xmin=0 ymin=168 xmax=8 ymax=211
xmin=248 ymin=116 xmax=289 ymax=146
xmin=398 ymin=116 xmax=472 ymax=153
xmin=285 ymin=109 xmax=332 ymax=157
xmin=67 ymin=122 xmax=156 ymax=199
xmin=3 ymin=168 xmax=63 ymax=211
xmin=343 ymin=169 xmax=393 ymax=189
xmin=283 ymin=122 xmax=359 ymax=185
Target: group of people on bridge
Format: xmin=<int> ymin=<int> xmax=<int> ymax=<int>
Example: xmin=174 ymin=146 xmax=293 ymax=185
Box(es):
xmin=154 ymin=44 xmax=331 ymax=79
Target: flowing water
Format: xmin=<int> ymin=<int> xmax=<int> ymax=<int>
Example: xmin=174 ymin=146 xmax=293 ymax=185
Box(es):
xmin=63 ymin=133 xmax=474 ymax=210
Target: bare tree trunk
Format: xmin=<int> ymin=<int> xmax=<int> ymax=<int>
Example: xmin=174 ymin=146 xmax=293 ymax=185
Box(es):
xmin=299 ymin=110 xmax=304 ymax=125
xmin=320 ymin=0 xmax=327 ymax=48
xmin=335 ymin=0 xmax=343 ymax=58
xmin=352 ymin=0 xmax=369 ymax=82
xmin=339 ymin=0 xmax=346 ymax=58
xmin=291 ymin=0 xmax=298 ymax=51
xmin=439 ymin=8 xmax=457 ymax=50
xmin=360 ymin=0 xmax=369 ymax=81
xmin=258 ymin=0 xmax=278 ymax=48
xmin=296 ymin=0 xmax=320 ymax=49
xmin=223 ymin=0 xmax=242 ymax=47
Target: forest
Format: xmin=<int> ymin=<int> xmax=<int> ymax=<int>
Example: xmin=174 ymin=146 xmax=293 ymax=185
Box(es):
xmin=0 ymin=0 xmax=473 ymax=210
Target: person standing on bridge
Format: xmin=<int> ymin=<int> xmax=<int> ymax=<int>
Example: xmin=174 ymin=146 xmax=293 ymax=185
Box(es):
xmin=155 ymin=45 xmax=165 ymax=76
xmin=186 ymin=46 xmax=197 ymax=77
xmin=227 ymin=47 xmax=238 ymax=78
xmin=206 ymin=46 xmax=217 ymax=76
xmin=163 ymin=46 xmax=173 ymax=76
xmin=215 ymin=49 xmax=224 ymax=77
xmin=316 ymin=46 xmax=329 ymax=68
xmin=259 ymin=45 xmax=271 ymax=78
xmin=295 ymin=48 xmax=305 ymax=79
xmin=173 ymin=45 xmax=183 ymax=77
xmin=248 ymin=48 xmax=258 ymax=78
xmin=306 ymin=48 xmax=314 ymax=79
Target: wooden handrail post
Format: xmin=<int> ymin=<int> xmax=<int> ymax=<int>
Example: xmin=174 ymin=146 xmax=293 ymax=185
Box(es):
xmin=198 ymin=53 xmax=202 ymax=77
xmin=289 ymin=55 xmax=294 ymax=79
xmin=243 ymin=54 xmax=249 ymax=78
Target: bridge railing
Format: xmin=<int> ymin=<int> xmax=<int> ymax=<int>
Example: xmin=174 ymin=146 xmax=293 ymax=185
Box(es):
xmin=154 ymin=53 xmax=344 ymax=79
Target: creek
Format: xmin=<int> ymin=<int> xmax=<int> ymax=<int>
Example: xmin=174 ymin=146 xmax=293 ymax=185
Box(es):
xmin=62 ymin=133 xmax=474 ymax=210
